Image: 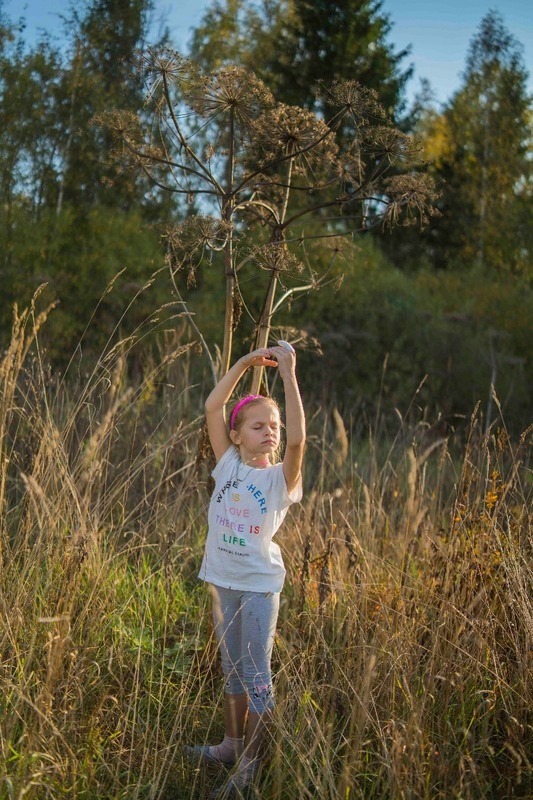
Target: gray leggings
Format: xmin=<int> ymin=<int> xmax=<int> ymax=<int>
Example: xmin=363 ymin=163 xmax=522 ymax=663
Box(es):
xmin=210 ymin=584 xmax=280 ymax=714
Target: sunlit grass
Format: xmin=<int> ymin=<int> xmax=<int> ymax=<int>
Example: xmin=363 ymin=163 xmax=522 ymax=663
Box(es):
xmin=0 ymin=300 xmax=531 ymax=799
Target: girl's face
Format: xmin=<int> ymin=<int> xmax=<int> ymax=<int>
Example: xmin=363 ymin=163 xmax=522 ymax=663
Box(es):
xmin=230 ymin=402 xmax=281 ymax=466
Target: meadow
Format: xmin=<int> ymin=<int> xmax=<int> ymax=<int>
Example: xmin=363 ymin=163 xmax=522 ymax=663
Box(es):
xmin=0 ymin=298 xmax=531 ymax=799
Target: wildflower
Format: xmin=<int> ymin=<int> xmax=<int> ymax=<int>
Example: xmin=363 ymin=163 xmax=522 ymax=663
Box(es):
xmin=184 ymin=67 xmax=274 ymax=130
xmin=164 ymin=217 xmax=232 ymax=285
xmin=269 ymin=326 xmax=323 ymax=355
xmin=362 ymin=126 xmax=422 ymax=165
xmin=249 ymin=243 xmax=305 ymax=276
xmin=336 ymin=141 xmax=364 ymax=189
xmin=94 ymin=110 xmax=141 ymax=139
xmin=484 ymin=469 xmax=503 ymax=512
xmin=166 ymin=216 xmax=231 ymax=253
xmin=250 ymin=104 xmax=337 ymax=175
xmin=484 ymin=490 xmax=499 ymax=511
xmin=318 ymin=80 xmax=389 ymax=126
xmin=381 ymin=173 xmax=439 ymax=229
xmin=134 ymin=47 xmax=197 ymax=103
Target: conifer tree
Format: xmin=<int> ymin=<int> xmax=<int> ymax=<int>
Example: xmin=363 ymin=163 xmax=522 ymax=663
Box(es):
xmin=432 ymin=11 xmax=531 ymax=273
xmin=189 ymin=0 xmax=411 ymax=120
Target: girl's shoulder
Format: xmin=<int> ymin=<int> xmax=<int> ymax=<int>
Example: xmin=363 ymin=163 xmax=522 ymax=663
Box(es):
xmin=212 ymin=444 xmax=239 ymax=478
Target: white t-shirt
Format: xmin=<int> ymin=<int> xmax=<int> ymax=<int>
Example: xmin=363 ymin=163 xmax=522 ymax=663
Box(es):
xmin=198 ymin=445 xmax=302 ymax=592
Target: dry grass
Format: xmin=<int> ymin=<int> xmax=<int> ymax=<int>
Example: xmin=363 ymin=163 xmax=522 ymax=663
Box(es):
xmin=0 ymin=301 xmax=531 ymax=799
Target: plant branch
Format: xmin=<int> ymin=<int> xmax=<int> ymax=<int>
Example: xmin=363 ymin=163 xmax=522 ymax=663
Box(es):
xmin=249 ymin=176 xmax=339 ymax=192
xmin=282 ymin=194 xmax=352 ymax=227
xmin=233 ymin=198 xmax=279 ymax=225
xmin=168 ymin=267 xmax=217 ymax=387
xmin=271 ymin=250 xmax=339 ymax=315
xmin=162 ymin=71 xmax=224 ymax=194
xmin=271 ymin=282 xmax=317 ymax=315
xmin=233 ymin=107 xmax=346 ymax=196
xmin=221 ymin=107 xmax=236 ymax=376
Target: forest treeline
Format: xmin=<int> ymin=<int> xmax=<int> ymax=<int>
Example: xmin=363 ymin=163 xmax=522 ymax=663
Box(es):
xmin=0 ymin=0 xmax=531 ymax=432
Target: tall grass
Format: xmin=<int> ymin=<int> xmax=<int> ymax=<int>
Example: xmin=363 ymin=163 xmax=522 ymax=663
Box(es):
xmin=0 ymin=300 xmax=531 ymax=799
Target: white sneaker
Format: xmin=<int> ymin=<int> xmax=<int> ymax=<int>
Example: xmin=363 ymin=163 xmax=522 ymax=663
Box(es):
xmin=183 ymin=744 xmax=237 ymax=767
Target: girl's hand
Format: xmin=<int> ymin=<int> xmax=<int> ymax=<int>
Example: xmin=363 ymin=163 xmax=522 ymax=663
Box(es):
xmin=267 ymin=345 xmax=296 ymax=380
xmin=239 ymin=348 xmax=278 ymax=369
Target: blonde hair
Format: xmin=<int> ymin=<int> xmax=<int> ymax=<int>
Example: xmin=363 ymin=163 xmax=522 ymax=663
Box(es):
xmin=228 ymin=395 xmax=280 ymax=432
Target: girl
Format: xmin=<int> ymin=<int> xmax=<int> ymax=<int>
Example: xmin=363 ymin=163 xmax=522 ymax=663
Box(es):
xmin=188 ymin=345 xmax=305 ymax=798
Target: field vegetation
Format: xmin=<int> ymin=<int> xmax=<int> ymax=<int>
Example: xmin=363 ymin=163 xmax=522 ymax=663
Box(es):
xmin=0 ymin=298 xmax=530 ymax=799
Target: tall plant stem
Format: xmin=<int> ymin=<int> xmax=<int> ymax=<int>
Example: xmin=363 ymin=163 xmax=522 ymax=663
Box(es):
xmin=251 ymin=153 xmax=294 ymax=394
xmin=221 ymin=109 xmax=236 ymax=378
xmin=251 ymin=250 xmax=279 ymax=395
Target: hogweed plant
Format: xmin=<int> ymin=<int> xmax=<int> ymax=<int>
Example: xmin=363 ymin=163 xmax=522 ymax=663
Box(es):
xmin=99 ymin=48 xmax=438 ymax=390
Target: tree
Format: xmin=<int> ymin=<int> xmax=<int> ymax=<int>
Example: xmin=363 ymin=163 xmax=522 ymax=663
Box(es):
xmin=0 ymin=11 xmax=67 ymax=333
xmin=57 ymin=0 xmax=161 ymax=211
xmin=0 ymin=0 xmax=175 ymax=357
xmin=431 ymin=11 xmax=531 ymax=273
xmin=101 ymin=49 xmax=437 ymax=390
xmin=189 ymin=0 xmax=412 ymax=121
xmin=378 ymin=78 xmax=445 ymax=270
xmin=0 ymin=18 xmax=63 ymax=212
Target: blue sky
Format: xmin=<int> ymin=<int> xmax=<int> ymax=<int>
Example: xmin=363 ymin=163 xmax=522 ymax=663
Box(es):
xmin=6 ymin=0 xmax=533 ymax=107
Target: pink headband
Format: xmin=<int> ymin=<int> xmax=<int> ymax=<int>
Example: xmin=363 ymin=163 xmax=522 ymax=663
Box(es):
xmin=230 ymin=395 xmax=263 ymax=430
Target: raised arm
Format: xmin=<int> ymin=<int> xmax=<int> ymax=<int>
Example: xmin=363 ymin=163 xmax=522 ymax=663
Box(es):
xmin=269 ymin=346 xmax=306 ymax=494
xmin=205 ymin=349 xmax=278 ymax=462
